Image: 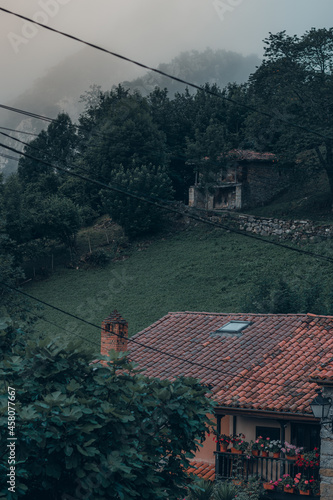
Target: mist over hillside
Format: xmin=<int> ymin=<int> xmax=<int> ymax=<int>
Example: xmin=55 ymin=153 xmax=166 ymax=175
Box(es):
xmin=0 ymin=47 xmax=260 ymax=176
xmin=122 ymin=48 xmax=261 ymax=95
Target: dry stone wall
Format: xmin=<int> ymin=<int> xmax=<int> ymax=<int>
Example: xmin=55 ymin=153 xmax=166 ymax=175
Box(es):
xmin=210 ymin=212 xmax=333 ymax=242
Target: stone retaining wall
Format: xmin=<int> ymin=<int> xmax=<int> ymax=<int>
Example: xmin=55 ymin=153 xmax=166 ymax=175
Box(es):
xmin=211 ymin=212 xmax=333 ymax=241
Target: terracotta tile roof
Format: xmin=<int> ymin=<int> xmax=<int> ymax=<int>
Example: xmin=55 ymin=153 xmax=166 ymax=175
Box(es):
xmin=129 ymin=312 xmax=333 ymax=415
xmin=187 ymin=461 xmax=215 ymax=481
xmin=226 ymin=149 xmax=277 ymax=162
xmin=310 ymin=357 xmax=333 ymax=384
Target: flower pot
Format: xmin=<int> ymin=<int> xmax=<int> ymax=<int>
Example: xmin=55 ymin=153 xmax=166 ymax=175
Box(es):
xmin=299 ymin=490 xmax=310 ymax=496
xmin=273 ymin=452 xmax=280 ymax=458
xmin=231 ymin=447 xmax=242 ymax=454
xmin=284 ymin=486 xmax=294 ymax=493
xmin=252 ymin=450 xmax=260 ymax=456
xmin=220 ymin=443 xmax=228 ymax=452
xmin=262 ymin=451 xmax=269 ymax=457
xmin=286 ymin=455 xmax=296 ymax=460
xmin=263 ymin=483 xmax=274 ymax=490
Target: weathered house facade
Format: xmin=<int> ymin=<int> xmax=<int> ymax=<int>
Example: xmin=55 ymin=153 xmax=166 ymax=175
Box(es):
xmin=189 ymin=149 xmax=289 ymax=211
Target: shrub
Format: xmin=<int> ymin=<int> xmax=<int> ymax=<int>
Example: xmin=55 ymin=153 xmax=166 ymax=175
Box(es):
xmin=186 ymin=478 xmax=215 ymax=499
xmin=84 ymin=249 xmax=111 ymax=266
xmin=212 ymin=481 xmax=237 ymax=500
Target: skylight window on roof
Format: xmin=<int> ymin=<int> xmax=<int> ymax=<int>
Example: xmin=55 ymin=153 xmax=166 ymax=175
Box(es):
xmin=216 ymin=321 xmax=252 ymax=335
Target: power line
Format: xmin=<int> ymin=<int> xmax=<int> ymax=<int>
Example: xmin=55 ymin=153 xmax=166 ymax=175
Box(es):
xmin=0 ymin=280 xmax=309 ymax=390
xmin=1 ymin=139 xmax=333 ymax=264
xmin=0 ymin=101 xmax=298 ymax=175
xmin=0 ymin=126 xmax=39 ymax=137
xmin=0 ymin=102 xmax=129 ymax=142
xmin=0 ymin=7 xmax=332 ymax=143
xmin=20 ymin=306 xmax=100 ymax=348
xmin=0 ymin=103 xmax=53 ymax=123
xmin=0 ymin=153 xmax=20 ymax=162
xmin=0 ymin=130 xmax=174 ymax=205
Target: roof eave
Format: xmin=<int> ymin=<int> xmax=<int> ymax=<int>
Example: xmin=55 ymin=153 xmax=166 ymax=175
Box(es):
xmin=214 ymin=405 xmax=319 ymax=422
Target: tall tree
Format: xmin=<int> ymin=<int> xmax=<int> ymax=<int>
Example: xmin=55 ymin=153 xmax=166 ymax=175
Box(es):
xmin=102 ymin=164 xmax=174 ymax=238
xmin=18 ymin=113 xmax=78 ymax=196
xmin=185 ymin=83 xmax=250 ymax=186
xmin=78 ymin=86 xmax=168 ymax=210
xmin=247 ymin=28 xmax=333 ymax=203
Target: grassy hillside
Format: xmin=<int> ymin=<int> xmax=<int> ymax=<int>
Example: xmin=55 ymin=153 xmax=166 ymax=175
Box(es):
xmin=25 ymin=220 xmax=333 ymax=354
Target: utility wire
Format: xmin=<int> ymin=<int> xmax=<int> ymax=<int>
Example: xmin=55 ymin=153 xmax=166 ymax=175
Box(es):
xmin=0 ymin=7 xmax=332 ymax=142
xmin=1 ymin=139 xmax=333 ymax=264
xmin=0 ymin=101 xmax=298 ymax=174
xmin=20 ymin=306 xmax=100 ymax=348
xmin=0 ymin=130 xmax=173 ymax=205
xmin=0 ymin=103 xmax=53 ymax=122
xmin=1 ymin=281 xmax=310 ymax=390
xmin=0 ymin=126 xmax=39 ymax=137
xmin=0 ymin=153 xmax=20 ymax=162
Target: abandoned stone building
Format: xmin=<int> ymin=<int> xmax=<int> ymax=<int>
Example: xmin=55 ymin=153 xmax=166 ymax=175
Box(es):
xmin=188 ymin=149 xmax=289 ymax=210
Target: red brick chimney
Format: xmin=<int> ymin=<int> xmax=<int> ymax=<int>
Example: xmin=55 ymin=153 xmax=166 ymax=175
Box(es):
xmin=101 ymin=311 xmax=128 ymax=355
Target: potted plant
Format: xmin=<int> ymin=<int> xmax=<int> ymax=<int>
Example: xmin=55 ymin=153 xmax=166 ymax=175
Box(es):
xmin=250 ymin=437 xmax=263 ymax=456
xmin=296 ymin=448 xmax=320 ymax=469
xmin=294 ymin=473 xmax=311 ymax=495
xmin=262 ymin=480 xmax=275 ymax=491
xmin=231 ymin=433 xmax=249 ymax=454
xmin=214 ymin=433 xmax=232 ymax=452
xmin=268 ymin=439 xmax=282 ymax=458
xmin=262 ymin=436 xmax=271 ymax=457
xmin=279 ymin=474 xmax=296 ymax=493
xmin=281 ymin=441 xmax=303 ymax=459
xmin=310 ymin=478 xmax=320 ymax=496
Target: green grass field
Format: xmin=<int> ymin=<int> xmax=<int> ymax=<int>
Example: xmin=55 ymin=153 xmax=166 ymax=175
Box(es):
xmin=24 ymin=220 xmax=333 ymax=355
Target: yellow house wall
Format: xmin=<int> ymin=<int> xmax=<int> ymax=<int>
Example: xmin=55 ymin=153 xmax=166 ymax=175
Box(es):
xmin=231 ymin=415 xmax=290 ymax=443
xmin=194 ymin=414 xmax=231 ymax=464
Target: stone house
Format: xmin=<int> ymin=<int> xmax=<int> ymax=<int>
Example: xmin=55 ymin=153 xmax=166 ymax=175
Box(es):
xmin=188 ymin=149 xmax=289 ymax=211
xmin=101 ymin=311 xmax=333 ymax=498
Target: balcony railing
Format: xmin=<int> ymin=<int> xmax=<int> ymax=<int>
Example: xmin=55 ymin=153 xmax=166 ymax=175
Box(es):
xmin=214 ymin=451 xmax=319 ymax=486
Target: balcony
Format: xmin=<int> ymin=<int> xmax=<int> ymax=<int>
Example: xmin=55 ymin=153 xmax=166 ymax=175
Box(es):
xmin=214 ymin=451 xmax=320 ymax=498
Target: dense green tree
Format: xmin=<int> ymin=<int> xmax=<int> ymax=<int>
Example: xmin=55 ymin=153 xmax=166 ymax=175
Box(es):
xmin=0 ymin=327 xmax=212 ymax=500
xmin=147 ymin=87 xmax=195 ymax=201
xmin=185 ymin=83 xmax=249 ymax=182
xmin=17 ymin=113 xmax=78 ymax=195
xmin=102 ymin=164 xmax=174 ymax=238
xmin=78 ymin=86 xmax=168 ymax=209
xmin=247 ymin=28 xmax=333 ymax=201
xmin=0 ymin=238 xmax=25 ymax=324
xmin=2 ymin=174 xmax=33 ymax=244
xmin=36 ymin=195 xmax=81 ymax=251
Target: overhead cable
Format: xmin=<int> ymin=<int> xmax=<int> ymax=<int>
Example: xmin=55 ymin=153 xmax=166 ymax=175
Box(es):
xmin=1 ymin=281 xmax=309 ymax=390
xmin=1 ymin=139 xmax=333 ymax=264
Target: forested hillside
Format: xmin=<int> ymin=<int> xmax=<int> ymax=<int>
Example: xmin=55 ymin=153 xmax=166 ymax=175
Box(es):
xmin=1 ymin=28 xmax=333 ymax=327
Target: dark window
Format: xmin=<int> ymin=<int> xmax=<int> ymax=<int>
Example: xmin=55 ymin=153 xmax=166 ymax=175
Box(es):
xmin=291 ymin=423 xmax=320 ymax=451
xmin=256 ymin=426 xmax=280 ymax=441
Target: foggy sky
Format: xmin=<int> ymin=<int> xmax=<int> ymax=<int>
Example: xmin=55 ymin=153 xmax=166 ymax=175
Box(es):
xmin=1 ymin=0 xmax=333 ymax=104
